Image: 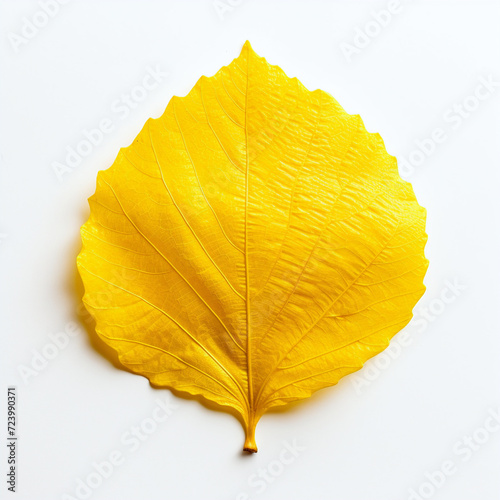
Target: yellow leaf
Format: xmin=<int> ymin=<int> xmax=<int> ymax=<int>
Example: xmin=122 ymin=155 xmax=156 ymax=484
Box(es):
xmin=77 ymin=41 xmax=428 ymax=452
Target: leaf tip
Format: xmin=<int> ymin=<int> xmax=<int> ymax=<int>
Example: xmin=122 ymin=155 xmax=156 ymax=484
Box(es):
xmin=241 ymin=40 xmax=258 ymax=59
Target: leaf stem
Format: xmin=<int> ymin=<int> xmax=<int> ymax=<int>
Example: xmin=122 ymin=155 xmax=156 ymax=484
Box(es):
xmin=243 ymin=411 xmax=258 ymax=453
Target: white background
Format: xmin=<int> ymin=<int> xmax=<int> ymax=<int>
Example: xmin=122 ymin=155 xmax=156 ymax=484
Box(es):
xmin=1 ymin=1 xmax=500 ymax=499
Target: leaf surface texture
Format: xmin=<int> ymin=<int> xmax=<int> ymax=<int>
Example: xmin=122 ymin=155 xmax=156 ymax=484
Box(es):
xmin=78 ymin=42 xmax=428 ymax=452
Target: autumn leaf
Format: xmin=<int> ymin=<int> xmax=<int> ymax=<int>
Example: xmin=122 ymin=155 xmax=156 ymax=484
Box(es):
xmin=77 ymin=41 xmax=428 ymax=452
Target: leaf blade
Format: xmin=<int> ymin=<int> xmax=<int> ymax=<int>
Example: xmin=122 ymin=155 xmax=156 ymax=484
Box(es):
xmin=78 ymin=41 xmax=428 ymax=451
